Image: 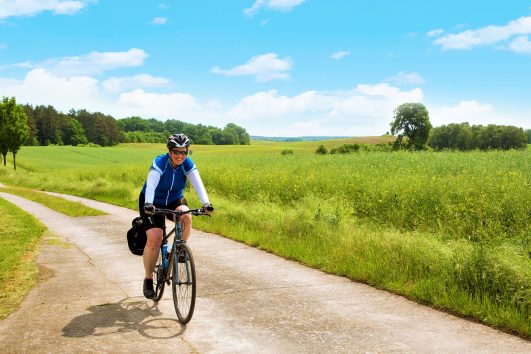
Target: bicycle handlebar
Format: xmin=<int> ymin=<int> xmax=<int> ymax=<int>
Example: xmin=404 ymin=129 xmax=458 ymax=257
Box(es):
xmin=151 ymin=207 xmax=211 ymax=217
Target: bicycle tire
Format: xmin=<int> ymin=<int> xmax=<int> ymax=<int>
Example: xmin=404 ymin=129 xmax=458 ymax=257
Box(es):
xmin=152 ymin=253 xmax=165 ymax=302
xmin=172 ymin=244 xmax=196 ymax=324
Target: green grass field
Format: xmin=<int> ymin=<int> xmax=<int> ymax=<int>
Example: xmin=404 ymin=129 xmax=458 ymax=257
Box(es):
xmin=0 ymin=140 xmax=529 ymax=337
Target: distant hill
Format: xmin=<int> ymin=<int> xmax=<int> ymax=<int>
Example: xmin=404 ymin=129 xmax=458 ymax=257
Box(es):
xmin=251 ymin=136 xmax=349 ymax=142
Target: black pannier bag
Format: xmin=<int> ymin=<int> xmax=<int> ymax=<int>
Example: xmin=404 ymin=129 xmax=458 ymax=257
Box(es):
xmin=127 ymin=217 xmax=147 ymax=256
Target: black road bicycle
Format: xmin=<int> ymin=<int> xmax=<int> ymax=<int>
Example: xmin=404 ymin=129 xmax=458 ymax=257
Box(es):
xmin=151 ymin=207 xmax=209 ymax=324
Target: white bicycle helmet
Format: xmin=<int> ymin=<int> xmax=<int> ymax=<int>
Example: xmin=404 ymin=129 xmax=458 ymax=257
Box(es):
xmin=167 ymin=133 xmax=190 ymax=149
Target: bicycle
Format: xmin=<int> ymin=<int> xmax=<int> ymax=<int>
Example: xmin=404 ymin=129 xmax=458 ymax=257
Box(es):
xmin=150 ymin=206 xmax=210 ymax=324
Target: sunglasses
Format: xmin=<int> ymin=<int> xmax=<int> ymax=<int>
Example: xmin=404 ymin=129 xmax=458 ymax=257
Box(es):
xmin=170 ymin=149 xmax=188 ymax=156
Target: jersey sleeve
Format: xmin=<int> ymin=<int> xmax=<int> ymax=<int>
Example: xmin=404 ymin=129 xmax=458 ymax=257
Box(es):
xmin=144 ymin=169 xmax=160 ymax=204
xmin=182 ymin=157 xmax=197 ymax=175
xmin=150 ymin=155 xmax=165 ymax=174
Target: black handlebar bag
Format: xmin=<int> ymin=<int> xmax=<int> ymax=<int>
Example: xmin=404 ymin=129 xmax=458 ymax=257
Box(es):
xmin=127 ymin=217 xmax=147 ymax=256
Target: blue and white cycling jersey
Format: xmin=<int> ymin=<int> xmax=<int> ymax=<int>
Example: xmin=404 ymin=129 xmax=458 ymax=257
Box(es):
xmin=141 ymin=153 xmax=197 ymax=205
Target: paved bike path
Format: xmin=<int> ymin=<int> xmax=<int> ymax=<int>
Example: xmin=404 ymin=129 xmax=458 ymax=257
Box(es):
xmin=0 ymin=191 xmax=529 ymax=353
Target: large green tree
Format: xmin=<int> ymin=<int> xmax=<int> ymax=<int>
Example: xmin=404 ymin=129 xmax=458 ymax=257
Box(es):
xmin=225 ymin=123 xmax=250 ymax=145
xmin=0 ymin=97 xmax=30 ymax=169
xmin=0 ymin=100 xmax=7 ymax=166
xmin=390 ymin=103 xmax=432 ymax=150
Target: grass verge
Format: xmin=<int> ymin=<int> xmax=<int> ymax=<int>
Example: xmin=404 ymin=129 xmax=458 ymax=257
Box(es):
xmin=192 ymin=194 xmax=531 ymax=338
xmin=0 ymin=197 xmax=47 ymax=320
xmin=0 ymin=186 xmax=107 ymax=217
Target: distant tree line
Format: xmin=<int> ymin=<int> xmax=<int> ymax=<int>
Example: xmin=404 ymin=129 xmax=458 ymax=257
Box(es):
xmin=389 ymin=103 xmax=527 ymax=151
xmin=118 ymin=116 xmax=250 ymax=145
xmin=428 ymin=123 xmax=528 ymax=151
xmin=19 ymin=103 xmax=250 ymax=147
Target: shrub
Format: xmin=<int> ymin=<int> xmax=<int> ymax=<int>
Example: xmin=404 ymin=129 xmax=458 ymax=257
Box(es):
xmin=330 ymin=143 xmax=360 ymax=154
xmin=315 ymin=145 xmax=328 ymax=155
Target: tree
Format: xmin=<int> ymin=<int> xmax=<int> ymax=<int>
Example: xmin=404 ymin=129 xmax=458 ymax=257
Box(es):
xmin=63 ymin=118 xmax=88 ymax=146
xmin=475 ymin=124 xmax=527 ymax=150
xmin=0 ymin=97 xmax=30 ymax=169
xmin=0 ymin=100 xmax=7 ymax=166
xmin=225 ymin=123 xmax=250 ymax=145
xmin=429 ymin=123 xmax=526 ymax=151
xmin=390 ymin=103 xmax=432 ymax=150
xmin=428 ymin=123 xmax=473 ymax=151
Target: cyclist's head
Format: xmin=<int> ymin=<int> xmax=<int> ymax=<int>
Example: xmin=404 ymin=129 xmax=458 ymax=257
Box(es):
xmin=167 ymin=133 xmax=190 ymax=150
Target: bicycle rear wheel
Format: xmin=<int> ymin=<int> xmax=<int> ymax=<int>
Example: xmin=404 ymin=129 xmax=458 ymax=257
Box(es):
xmin=172 ymin=244 xmax=196 ymax=324
xmin=152 ymin=252 xmax=165 ymax=302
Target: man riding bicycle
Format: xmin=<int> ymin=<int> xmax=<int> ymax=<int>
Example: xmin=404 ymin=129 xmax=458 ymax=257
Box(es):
xmin=139 ymin=133 xmax=213 ymax=299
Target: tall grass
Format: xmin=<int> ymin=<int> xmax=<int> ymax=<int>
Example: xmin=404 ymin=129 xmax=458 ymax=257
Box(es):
xmin=0 ymin=144 xmax=529 ymax=336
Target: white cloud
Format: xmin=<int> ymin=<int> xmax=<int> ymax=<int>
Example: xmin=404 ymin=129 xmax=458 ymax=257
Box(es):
xmin=0 ymin=68 xmax=221 ymax=123
xmin=0 ymin=61 xmax=429 ymax=136
xmin=431 ymin=100 xmax=494 ymax=127
xmin=118 ymin=89 xmax=203 ymax=118
xmin=430 ymin=100 xmax=530 ymax=129
xmin=434 ymin=15 xmax=531 ymax=53
xmin=244 ymin=0 xmax=306 ymax=17
xmin=151 ymin=17 xmax=167 ymax=25
xmin=225 ymin=84 xmax=424 ymax=136
xmin=0 ymin=0 xmax=92 ymax=19
xmin=102 ymin=74 xmax=171 ymax=93
xmin=330 ymin=51 xmax=350 ymax=60
xmin=1 ymin=68 xmax=105 ymax=111
xmin=13 ymin=61 xmax=33 ymax=69
xmin=508 ymin=35 xmax=531 ymax=53
xmin=1 ymin=64 xmax=423 ymax=136
xmin=33 ymin=48 xmax=148 ymax=76
xmin=210 ymin=53 xmax=292 ymax=82
xmin=384 ymin=71 xmax=425 ymax=85
xmin=427 ymin=29 xmax=444 ymax=37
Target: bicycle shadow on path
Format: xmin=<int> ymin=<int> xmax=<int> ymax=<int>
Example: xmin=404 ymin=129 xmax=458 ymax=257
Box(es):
xmin=62 ymin=297 xmax=185 ymax=339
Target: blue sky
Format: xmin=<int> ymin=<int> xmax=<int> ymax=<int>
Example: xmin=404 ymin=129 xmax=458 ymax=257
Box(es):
xmin=0 ymin=0 xmax=530 ymax=137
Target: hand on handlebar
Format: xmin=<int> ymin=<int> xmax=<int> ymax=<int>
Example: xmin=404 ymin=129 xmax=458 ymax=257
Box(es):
xmin=144 ymin=203 xmax=155 ymax=215
xmin=202 ymin=203 xmax=214 ymax=215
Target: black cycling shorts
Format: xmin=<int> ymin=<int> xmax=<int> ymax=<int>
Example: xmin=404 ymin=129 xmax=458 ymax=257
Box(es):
xmin=138 ymin=192 xmax=188 ymax=231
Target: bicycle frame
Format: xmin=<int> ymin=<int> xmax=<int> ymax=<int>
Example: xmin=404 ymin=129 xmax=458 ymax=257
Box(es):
xmin=156 ymin=208 xmax=206 ymax=282
xmin=160 ymin=218 xmax=186 ymax=285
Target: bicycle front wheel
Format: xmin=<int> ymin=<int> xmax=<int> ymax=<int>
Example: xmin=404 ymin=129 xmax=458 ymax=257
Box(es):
xmin=172 ymin=244 xmax=196 ymax=324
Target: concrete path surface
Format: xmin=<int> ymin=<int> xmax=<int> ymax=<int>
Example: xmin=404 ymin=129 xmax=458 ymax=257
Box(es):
xmin=0 ymin=190 xmax=529 ymax=353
